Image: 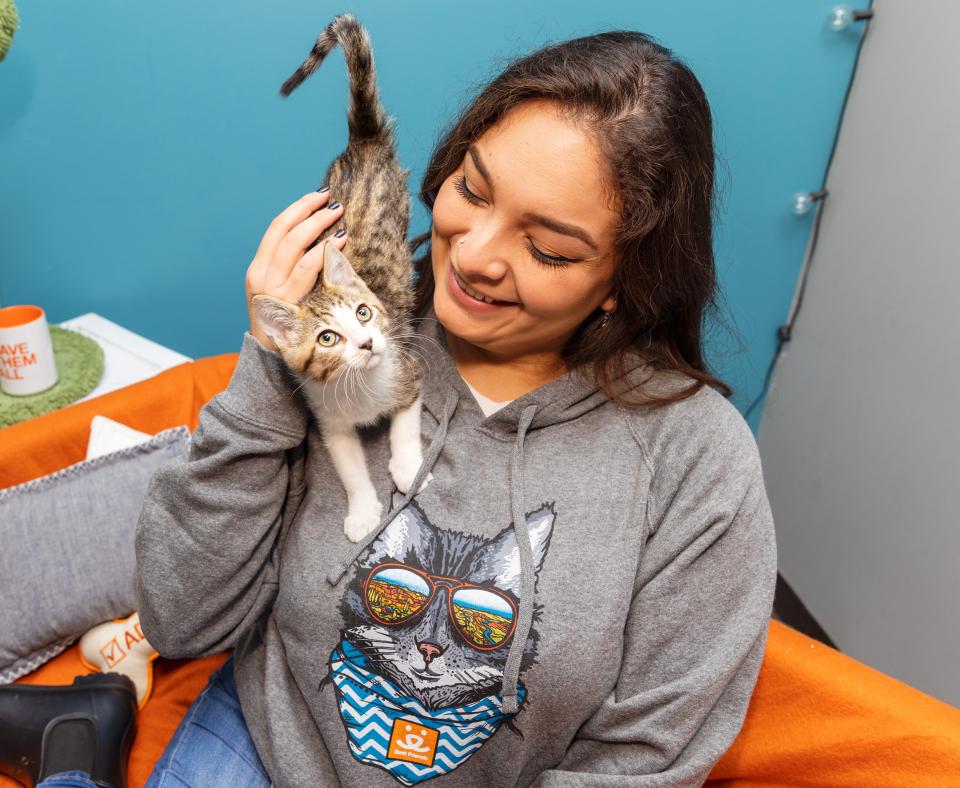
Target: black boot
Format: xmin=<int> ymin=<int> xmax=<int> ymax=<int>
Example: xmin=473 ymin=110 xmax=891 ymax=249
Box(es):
xmin=0 ymin=672 xmax=137 ymax=788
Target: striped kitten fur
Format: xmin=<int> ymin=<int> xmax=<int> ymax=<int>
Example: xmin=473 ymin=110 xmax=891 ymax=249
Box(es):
xmin=253 ymin=14 xmax=427 ymax=543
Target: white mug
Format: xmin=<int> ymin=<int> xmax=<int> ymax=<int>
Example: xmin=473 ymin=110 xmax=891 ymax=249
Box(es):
xmin=0 ymin=305 xmax=59 ymax=396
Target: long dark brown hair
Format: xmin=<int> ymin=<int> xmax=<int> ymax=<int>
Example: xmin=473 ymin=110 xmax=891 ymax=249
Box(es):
xmin=411 ymin=30 xmax=733 ymax=407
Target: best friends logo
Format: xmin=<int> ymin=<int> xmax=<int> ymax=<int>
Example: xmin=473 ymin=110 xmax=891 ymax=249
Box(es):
xmin=388 ymin=720 xmax=439 ymax=766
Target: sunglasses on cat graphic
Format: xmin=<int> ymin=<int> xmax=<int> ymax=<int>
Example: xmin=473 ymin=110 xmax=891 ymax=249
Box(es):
xmin=362 ymin=563 xmax=518 ymax=651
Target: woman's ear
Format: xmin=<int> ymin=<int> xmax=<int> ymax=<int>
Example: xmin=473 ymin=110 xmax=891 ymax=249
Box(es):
xmin=600 ymin=291 xmax=617 ymax=313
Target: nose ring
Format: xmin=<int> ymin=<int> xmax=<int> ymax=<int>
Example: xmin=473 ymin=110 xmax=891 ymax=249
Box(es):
xmin=459 ymin=239 xmax=465 ymax=245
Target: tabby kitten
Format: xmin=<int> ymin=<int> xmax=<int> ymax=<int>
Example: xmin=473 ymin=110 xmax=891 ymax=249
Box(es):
xmin=252 ymin=14 xmax=427 ymax=543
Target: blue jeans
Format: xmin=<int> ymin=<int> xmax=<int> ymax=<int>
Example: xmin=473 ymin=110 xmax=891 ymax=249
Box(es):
xmin=37 ymin=654 xmax=271 ymax=788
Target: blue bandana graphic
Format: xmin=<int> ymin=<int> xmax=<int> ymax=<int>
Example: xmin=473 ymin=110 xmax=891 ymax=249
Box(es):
xmin=329 ymin=640 xmax=525 ymax=785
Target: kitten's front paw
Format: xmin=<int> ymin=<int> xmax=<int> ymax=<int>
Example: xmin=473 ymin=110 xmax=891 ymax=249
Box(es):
xmin=389 ymin=451 xmax=425 ymax=494
xmin=343 ymin=499 xmax=383 ymax=543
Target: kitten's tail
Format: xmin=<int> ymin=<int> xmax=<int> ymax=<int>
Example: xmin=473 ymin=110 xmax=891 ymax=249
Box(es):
xmin=279 ymin=14 xmax=389 ymax=140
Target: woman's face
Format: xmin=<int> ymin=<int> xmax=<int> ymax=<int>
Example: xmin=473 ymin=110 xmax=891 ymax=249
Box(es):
xmin=431 ymin=99 xmax=619 ymax=364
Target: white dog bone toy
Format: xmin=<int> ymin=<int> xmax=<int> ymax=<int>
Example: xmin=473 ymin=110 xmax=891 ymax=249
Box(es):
xmin=79 ymin=611 xmax=158 ymax=709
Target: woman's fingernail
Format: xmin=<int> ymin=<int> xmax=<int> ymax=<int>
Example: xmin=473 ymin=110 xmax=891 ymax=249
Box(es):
xmin=327 ymin=201 xmax=341 ymax=210
xmin=316 ymin=185 xmax=329 ymax=193
xmin=334 ymin=229 xmax=347 ymax=238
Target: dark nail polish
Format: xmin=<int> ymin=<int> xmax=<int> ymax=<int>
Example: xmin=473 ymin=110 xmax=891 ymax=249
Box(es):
xmin=327 ymin=201 xmax=341 ymax=210
xmin=334 ymin=229 xmax=347 ymax=238
xmin=316 ymin=185 xmax=329 ymax=193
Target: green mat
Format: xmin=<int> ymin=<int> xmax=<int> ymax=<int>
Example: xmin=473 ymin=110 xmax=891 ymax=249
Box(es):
xmin=0 ymin=0 xmax=19 ymax=63
xmin=0 ymin=326 xmax=104 ymax=429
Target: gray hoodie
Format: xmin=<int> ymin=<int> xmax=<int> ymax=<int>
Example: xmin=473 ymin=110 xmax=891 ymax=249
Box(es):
xmin=135 ymin=309 xmax=777 ymax=787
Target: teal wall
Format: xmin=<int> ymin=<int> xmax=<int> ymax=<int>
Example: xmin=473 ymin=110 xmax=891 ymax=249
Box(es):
xmin=0 ymin=1 xmax=866 ymax=428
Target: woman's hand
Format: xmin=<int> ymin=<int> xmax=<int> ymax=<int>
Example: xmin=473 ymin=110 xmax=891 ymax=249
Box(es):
xmin=245 ymin=190 xmax=347 ymax=350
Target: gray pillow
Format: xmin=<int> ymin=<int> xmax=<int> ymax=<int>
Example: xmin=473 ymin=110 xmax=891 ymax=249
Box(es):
xmin=0 ymin=426 xmax=190 ymax=683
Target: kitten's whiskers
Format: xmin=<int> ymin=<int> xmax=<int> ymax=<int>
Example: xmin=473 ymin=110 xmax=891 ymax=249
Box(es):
xmin=290 ymin=374 xmax=313 ymax=399
xmin=351 ymin=365 xmax=377 ymax=403
xmin=386 ymin=331 xmax=442 ymax=370
xmin=387 ymin=326 xmax=445 ymax=355
xmin=333 ymin=367 xmax=347 ymax=414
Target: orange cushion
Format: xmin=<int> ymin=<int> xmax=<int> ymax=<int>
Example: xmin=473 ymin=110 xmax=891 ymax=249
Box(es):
xmin=707 ymin=620 xmax=960 ymax=785
xmin=2 ymin=351 xmax=958 ymax=786
xmin=0 ymin=353 xmax=238 ymax=490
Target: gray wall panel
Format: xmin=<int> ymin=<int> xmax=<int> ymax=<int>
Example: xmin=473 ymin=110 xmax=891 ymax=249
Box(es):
xmin=759 ymin=0 xmax=959 ymax=704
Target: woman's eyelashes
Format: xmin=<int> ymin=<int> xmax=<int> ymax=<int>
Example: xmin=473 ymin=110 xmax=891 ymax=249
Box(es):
xmin=453 ymin=174 xmax=484 ymax=205
xmin=451 ymin=175 xmax=575 ymax=268
xmin=526 ymin=241 xmax=572 ymax=267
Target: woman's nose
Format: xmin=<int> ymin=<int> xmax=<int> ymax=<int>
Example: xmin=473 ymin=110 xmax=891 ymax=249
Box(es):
xmin=456 ymin=231 xmax=509 ymax=280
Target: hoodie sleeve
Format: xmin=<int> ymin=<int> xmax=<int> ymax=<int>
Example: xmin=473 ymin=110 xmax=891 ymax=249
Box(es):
xmin=534 ymin=394 xmax=778 ymax=787
xmin=135 ymin=332 xmax=310 ymax=659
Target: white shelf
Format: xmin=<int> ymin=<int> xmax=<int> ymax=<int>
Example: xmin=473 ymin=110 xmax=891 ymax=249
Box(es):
xmin=58 ymin=313 xmax=192 ymax=403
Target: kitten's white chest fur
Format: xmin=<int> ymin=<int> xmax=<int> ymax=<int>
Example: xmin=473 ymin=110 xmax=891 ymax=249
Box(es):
xmin=300 ymin=350 xmax=430 ymax=543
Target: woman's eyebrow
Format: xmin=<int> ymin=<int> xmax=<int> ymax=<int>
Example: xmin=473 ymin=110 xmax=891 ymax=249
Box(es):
xmin=522 ymin=212 xmax=599 ymax=251
xmin=467 ymin=145 xmax=493 ymax=184
xmin=467 ymin=145 xmax=599 ymax=251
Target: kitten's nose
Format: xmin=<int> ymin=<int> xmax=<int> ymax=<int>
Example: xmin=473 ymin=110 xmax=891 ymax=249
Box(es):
xmin=417 ymin=641 xmax=445 ymax=666
xmin=358 ymin=338 xmax=373 ymax=351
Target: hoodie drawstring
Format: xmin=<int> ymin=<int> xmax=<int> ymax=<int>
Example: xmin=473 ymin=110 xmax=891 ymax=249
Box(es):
xmin=326 ymin=388 xmax=461 ymax=586
xmin=501 ymin=403 xmax=538 ymax=714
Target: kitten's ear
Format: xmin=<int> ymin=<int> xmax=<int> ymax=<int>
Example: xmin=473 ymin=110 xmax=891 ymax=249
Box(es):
xmin=469 ymin=504 xmax=556 ymax=597
xmin=322 ymin=243 xmax=363 ymax=290
xmin=252 ymin=295 xmax=303 ymax=349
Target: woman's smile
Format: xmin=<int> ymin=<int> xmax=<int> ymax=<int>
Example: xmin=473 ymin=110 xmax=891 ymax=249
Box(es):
xmin=447 ymin=261 xmax=520 ymax=311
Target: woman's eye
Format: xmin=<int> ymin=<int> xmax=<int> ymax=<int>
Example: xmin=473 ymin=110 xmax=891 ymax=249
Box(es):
xmin=318 ymin=331 xmax=339 ymax=347
xmin=526 ymin=240 xmax=572 ymax=268
xmin=356 ymin=304 xmax=372 ymax=322
xmin=453 ymin=175 xmax=485 ymax=206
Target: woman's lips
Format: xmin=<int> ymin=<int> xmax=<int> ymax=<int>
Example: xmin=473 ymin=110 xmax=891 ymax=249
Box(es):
xmin=446 ymin=262 xmax=518 ymax=312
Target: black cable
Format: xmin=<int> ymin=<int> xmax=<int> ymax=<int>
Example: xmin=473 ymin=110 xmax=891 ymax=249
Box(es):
xmin=744 ymin=0 xmax=875 ymax=422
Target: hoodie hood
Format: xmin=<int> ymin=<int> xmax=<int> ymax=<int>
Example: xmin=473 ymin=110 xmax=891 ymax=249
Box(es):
xmin=330 ymin=306 xmax=657 ymax=713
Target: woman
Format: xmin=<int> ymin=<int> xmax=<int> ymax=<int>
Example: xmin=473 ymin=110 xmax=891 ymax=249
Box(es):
xmin=43 ymin=28 xmax=777 ymax=788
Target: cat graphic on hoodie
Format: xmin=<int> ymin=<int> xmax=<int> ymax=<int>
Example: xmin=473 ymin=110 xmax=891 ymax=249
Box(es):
xmin=322 ymin=493 xmax=556 ymax=785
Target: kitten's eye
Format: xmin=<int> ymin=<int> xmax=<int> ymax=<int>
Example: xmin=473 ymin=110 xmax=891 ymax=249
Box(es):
xmin=356 ymin=304 xmax=372 ymax=323
xmin=318 ymin=331 xmax=339 ymax=347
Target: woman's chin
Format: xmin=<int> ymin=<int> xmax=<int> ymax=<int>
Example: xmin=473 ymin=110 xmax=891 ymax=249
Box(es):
xmin=435 ymin=295 xmax=493 ymax=341
xmin=437 ymin=319 xmax=499 ymax=356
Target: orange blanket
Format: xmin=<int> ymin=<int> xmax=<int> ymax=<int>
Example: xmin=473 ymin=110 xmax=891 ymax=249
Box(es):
xmin=2 ymin=355 xmax=958 ymax=787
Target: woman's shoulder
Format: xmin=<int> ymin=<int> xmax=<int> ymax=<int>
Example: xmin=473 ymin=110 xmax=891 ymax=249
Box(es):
xmin=613 ymin=367 xmax=761 ymax=477
xmin=615 ymin=370 xmax=774 ymax=557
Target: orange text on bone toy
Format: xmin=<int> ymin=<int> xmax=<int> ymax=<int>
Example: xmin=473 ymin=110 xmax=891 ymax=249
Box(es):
xmin=98 ymin=621 xmax=147 ymax=669
xmin=0 ymin=343 xmax=38 ymax=381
